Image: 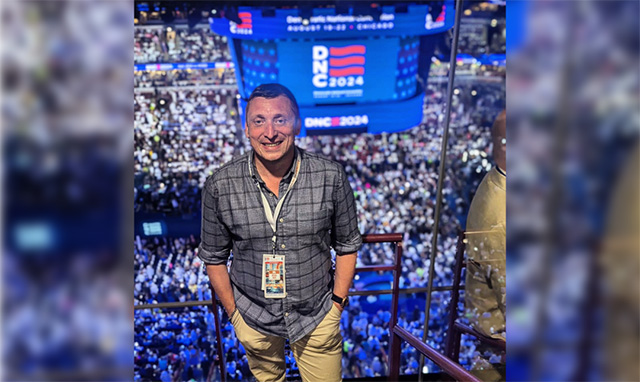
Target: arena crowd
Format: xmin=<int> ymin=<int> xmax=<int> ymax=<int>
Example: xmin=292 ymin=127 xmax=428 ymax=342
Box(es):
xmin=135 ymin=26 xmax=232 ymax=64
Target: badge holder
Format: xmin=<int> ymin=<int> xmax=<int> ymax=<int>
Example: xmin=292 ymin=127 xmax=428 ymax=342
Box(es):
xmin=262 ymin=254 xmax=286 ymax=298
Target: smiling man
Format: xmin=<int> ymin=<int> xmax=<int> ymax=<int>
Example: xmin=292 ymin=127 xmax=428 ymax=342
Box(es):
xmin=198 ymin=83 xmax=361 ymax=382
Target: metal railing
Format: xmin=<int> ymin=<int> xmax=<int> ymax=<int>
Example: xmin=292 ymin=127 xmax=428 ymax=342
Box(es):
xmin=134 ymin=233 xmax=405 ymax=382
xmin=444 ymin=231 xmax=506 ymax=363
xmin=392 ymin=325 xmax=482 ymax=382
xmin=135 ymin=232 xmax=495 ymax=381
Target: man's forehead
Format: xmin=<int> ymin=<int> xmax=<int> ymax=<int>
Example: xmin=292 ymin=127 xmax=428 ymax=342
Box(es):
xmin=247 ymin=96 xmax=294 ymax=115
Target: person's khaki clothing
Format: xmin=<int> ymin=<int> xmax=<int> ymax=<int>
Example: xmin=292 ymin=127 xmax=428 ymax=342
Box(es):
xmin=465 ymin=167 xmax=506 ymax=340
xmin=230 ymin=304 xmax=343 ymax=382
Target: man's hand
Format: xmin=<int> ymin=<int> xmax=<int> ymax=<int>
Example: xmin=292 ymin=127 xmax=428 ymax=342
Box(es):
xmin=205 ymin=264 xmax=237 ymax=318
xmin=333 ymin=301 xmax=344 ymax=313
xmin=225 ymin=305 xmax=236 ymax=317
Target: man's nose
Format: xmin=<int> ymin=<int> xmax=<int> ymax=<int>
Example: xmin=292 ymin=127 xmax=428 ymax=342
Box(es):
xmin=264 ymin=121 xmax=277 ymax=138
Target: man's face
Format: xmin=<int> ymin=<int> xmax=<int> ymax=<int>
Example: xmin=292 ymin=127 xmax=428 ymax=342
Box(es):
xmin=245 ymin=96 xmax=300 ymax=166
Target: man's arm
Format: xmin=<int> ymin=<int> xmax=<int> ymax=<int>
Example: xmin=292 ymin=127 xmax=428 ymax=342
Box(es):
xmin=330 ymin=166 xmax=362 ymax=311
xmin=332 ymin=252 xmax=357 ymax=311
xmin=199 ymin=178 xmax=235 ymax=316
xmin=206 ymin=264 xmax=236 ymax=316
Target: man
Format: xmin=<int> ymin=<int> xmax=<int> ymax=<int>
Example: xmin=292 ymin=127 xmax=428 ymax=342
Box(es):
xmin=465 ymin=110 xmax=506 ymax=340
xmin=198 ymin=83 xmax=361 ymax=382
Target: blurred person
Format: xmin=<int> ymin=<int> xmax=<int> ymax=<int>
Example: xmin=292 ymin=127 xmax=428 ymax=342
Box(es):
xmin=600 ymin=144 xmax=639 ymax=381
xmin=198 ymin=83 xmax=362 ymax=382
xmin=464 ymin=110 xmax=507 ymax=340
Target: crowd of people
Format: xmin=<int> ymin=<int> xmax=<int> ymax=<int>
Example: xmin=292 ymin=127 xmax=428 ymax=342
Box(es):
xmin=134 ymin=236 xmax=220 ymax=381
xmin=134 ymin=88 xmax=242 ymax=215
xmin=135 ymin=68 xmax=237 ymax=88
xmin=135 ymin=306 xmax=219 ymax=382
xmin=431 ymin=60 xmax=506 ymax=78
xmin=135 ymin=236 xmax=210 ymax=306
xmin=135 ymin=25 xmax=232 ymax=64
xmin=457 ymin=19 xmax=506 ymax=58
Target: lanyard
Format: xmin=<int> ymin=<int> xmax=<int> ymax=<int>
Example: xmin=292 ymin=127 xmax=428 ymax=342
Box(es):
xmin=248 ymin=152 xmax=302 ymax=250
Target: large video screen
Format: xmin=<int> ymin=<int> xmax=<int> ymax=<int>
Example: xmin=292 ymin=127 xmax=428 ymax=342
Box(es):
xmin=278 ymin=38 xmax=398 ymax=105
xmin=210 ymin=2 xmax=454 ymax=135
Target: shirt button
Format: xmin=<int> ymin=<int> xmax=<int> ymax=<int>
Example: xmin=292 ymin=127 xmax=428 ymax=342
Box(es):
xmin=279 ymin=218 xmax=284 ymax=223
xmin=281 ymin=244 xmax=286 ymax=249
xmin=285 ymin=312 xmax=289 ymax=317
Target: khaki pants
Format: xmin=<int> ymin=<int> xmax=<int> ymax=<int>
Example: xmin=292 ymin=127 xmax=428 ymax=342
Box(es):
xmin=230 ymin=305 xmax=343 ymax=382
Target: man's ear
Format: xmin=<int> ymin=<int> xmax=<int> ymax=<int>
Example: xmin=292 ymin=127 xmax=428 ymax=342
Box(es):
xmin=295 ymin=118 xmax=301 ymax=136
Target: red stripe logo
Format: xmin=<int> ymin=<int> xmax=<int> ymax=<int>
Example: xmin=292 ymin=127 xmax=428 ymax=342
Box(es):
xmin=329 ymin=67 xmax=365 ymax=77
xmin=328 ymin=44 xmax=365 ymax=78
xmin=329 ymin=56 xmax=365 ymax=67
xmin=329 ymin=45 xmax=366 ymax=56
xmin=312 ymin=44 xmax=366 ymax=88
xmin=238 ymin=12 xmax=252 ymax=29
xmin=436 ymin=6 xmax=445 ymax=22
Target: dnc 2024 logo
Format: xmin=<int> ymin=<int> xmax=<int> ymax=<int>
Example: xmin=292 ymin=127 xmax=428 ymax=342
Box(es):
xmin=312 ymin=44 xmax=366 ymax=88
xmin=229 ymin=12 xmax=253 ymax=35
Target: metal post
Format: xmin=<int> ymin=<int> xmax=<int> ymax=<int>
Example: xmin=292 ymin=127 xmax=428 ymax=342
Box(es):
xmin=445 ymin=231 xmax=465 ymax=360
xmin=209 ymin=286 xmax=227 ymax=382
xmin=419 ymin=0 xmax=464 ymax=380
xmin=388 ymin=241 xmax=404 ymax=381
xmin=394 ymin=326 xmax=483 ymax=382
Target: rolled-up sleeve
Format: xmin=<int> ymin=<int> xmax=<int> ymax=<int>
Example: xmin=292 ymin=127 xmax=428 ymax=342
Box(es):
xmin=198 ymin=178 xmax=231 ymax=265
xmin=331 ymin=166 xmax=362 ymax=255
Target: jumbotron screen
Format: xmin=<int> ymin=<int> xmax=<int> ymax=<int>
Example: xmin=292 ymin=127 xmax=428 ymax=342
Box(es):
xmin=209 ymin=2 xmax=455 ymax=135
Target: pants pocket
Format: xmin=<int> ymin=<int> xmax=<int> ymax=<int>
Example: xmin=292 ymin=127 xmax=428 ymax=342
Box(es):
xmin=330 ymin=303 xmax=343 ymax=320
xmin=230 ymin=308 xmax=240 ymax=326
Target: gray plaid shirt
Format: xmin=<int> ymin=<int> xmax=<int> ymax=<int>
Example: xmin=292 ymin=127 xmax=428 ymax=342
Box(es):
xmin=198 ymin=147 xmax=361 ymax=343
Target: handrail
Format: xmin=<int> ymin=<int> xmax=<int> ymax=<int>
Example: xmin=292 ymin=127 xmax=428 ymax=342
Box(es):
xmin=134 ymin=285 xmax=459 ymax=310
xmin=445 ymin=230 xmax=506 ymax=363
xmin=453 ymin=322 xmax=506 ymax=350
xmin=209 ymin=288 xmax=226 ymax=382
xmin=361 ymin=233 xmax=403 ymax=243
xmin=445 ymin=229 xmax=467 ymax=360
xmin=135 ymin=300 xmax=214 ymax=310
xmin=393 ymin=326 xmax=483 ymax=382
xmin=360 ymin=234 xmax=403 ymax=382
